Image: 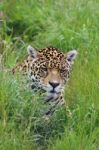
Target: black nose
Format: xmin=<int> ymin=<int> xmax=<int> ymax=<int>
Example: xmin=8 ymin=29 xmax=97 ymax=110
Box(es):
xmin=49 ymin=81 xmax=59 ymax=88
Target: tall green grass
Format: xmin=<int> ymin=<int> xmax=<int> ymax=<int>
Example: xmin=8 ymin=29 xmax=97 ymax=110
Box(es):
xmin=0 ymin=0 xmax=99 ymax=149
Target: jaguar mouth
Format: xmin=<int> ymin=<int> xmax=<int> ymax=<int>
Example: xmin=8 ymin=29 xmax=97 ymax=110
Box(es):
xmin=50 ymin=89 xmax=55 ymax=93
xmin=50 ymin=89 xmax=60 ymax=94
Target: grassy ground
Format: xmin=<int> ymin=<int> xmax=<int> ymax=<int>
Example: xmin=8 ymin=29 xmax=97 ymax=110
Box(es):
xmin=0 ymin=0 xmax=99 ymax=149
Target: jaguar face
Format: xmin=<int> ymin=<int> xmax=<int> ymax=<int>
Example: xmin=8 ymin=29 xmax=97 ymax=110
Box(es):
xmin=27 ymin=46 xmax=77 ymax=97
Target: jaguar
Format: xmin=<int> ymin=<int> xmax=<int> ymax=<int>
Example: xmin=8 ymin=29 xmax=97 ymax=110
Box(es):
xmin=12 ymin=45 xmax=77 ymax=116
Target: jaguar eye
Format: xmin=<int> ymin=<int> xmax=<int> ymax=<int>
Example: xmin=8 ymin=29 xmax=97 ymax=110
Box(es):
xmin=60 ymin=69 xmax=65 ymax=74
xmin=43 ymin=67 xmax=47 ymax=71
xmin=41 ymin=66 xmax=47 ymax=72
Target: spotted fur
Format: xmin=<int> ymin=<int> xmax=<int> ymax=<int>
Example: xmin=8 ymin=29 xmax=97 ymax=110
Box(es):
xmin=12 ymin=46 xmax=77 ymax=116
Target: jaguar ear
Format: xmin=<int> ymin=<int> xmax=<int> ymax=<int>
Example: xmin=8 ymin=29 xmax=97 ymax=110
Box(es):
xmin=66 ymin=50 xmax=78 ymax=62
xmin=27 ymin=45 xmax=38 ymax=58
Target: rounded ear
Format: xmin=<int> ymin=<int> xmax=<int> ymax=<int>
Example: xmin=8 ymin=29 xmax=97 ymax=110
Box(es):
xmin=66 ymin=50 xmax=78 ymax=62
xmin=27 ymin=45 xmax=38 ymax=58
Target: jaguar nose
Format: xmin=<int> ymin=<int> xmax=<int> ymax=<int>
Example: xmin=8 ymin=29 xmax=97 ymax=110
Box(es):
xmin=49 ymin=81 xmax=59 ymax=89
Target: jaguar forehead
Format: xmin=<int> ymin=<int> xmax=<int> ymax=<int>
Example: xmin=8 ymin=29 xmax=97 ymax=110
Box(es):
xmin=39 ymin=47 xmax=64 ymax=58
xmin=37 ymin=48 xmax=65 ymax=68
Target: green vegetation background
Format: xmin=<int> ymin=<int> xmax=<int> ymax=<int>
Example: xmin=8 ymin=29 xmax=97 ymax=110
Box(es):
xmin=0 ymin=0 xmax=99 ymax=150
